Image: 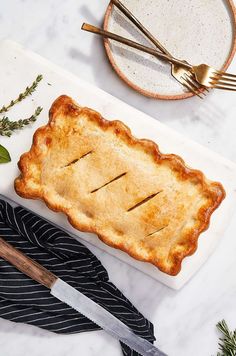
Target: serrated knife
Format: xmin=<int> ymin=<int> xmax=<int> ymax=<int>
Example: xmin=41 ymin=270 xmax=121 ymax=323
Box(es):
xmin=0 ymin=236 xmax=167 ymax=356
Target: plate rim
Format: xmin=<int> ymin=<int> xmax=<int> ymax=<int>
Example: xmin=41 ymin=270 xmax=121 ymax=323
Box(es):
xmin=103 ymin=0 xmax=236 ymax=101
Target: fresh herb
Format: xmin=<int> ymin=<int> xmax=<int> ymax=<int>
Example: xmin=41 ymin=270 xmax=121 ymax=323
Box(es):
xmin=0 ymin=106 xmax=43 ymax=137
xmin=0 ymin=74 xmax=43 ymax=164
xmin=216 ymin=320 xmax=236 ymax=356
xmin=0 ymin=74 xmax=43 ymax=114
xmin=0 ymin=145 xmax=11 ymax=164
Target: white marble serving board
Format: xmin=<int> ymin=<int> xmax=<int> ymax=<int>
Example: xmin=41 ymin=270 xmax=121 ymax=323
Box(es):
xmin=0 ymin=40 xmax=236 ymax=290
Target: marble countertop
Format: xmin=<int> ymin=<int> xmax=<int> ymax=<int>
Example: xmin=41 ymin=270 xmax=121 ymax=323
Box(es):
xmin=0 ymin=1 xmax=236 ymax=355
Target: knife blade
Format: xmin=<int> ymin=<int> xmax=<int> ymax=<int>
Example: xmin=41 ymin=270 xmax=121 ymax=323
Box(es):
xmin=51 ymin=278 xmax=167 ymax=356
xmin=0 ymin=210 xmax=167 ymax=356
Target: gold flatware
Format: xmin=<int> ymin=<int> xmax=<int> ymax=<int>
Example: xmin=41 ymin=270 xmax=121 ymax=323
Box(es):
xmin=82 ymin=24 xmax=236 ymax=94
xmin=182 ymin=64 xmax=236 ymax=92
xmin=110 ymin=0 xmax=205 ymax=97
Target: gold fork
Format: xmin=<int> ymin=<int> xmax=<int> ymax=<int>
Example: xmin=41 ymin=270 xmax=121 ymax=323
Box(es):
xmin=183 ymin=64 xmax=236 ymax=91
xmin=82 ymin=24 xmax=236 ymax=93
xmin=110 ymin=0 xmax=206 ymax=98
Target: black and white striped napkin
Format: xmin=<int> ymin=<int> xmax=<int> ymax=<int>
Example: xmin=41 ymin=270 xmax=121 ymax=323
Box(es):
xmin=0 ymin=199 xmax=155 ymax=356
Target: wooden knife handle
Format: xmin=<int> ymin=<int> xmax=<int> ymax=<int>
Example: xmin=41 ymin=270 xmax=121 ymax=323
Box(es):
xmin=0 ymin=237 xmax=57 ymax=289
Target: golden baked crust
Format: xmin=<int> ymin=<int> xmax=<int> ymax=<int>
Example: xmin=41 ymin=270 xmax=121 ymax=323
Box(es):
xmin=15 ymin=95 xmax=225 ymax=275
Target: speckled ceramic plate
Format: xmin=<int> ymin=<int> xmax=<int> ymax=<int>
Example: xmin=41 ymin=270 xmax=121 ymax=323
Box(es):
xmin=104 ymin=0 xmax=236 ymax=100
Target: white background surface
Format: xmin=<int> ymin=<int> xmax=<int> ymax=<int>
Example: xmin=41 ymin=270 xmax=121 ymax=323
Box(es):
xmin=0 ymin=1 xmax=236 ymax=356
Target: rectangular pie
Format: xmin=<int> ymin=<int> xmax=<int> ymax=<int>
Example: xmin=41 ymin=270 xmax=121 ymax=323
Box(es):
xmin=15 ymin=95 xmax=225 ymax=275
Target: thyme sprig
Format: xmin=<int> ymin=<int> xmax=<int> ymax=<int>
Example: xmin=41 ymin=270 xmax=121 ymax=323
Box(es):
xmin=0 ymin=74 xmax=43 ymax=164
xmin=0 ymin=74 xmax=43 ymax=114
xmin=0 ymin=107 xmax=43 ymax=137
xmin=216 ymin=320 xmax=236 ymax=356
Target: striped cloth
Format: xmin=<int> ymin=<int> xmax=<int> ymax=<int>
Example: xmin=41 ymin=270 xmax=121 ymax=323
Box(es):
xmin=0 ymin=199 xmax=155 ymax=356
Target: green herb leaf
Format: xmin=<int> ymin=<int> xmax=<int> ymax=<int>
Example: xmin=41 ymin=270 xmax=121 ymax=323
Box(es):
xmin=0 ymin=74 xmax=43 ymax=114
xmin=216 ymin=320 xmax=236 ymax=356
xmin=0 ymin=144 xmax=11 ymax=164
xmin=0 ymin=106 xmax=43 ymax=137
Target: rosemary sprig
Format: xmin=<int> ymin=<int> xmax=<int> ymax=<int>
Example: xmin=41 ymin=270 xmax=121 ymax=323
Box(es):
xmin=0 ymin=74 xmax=43 ymax=114
xmin=216 ymin=320 xmax=236 ymax=356
xmin=0 ymin=107 xmax=43 ymax=137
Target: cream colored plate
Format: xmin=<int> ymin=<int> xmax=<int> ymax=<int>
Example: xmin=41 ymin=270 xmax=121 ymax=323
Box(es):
xmin=104 ymin=0 xmax=236 ymax=100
